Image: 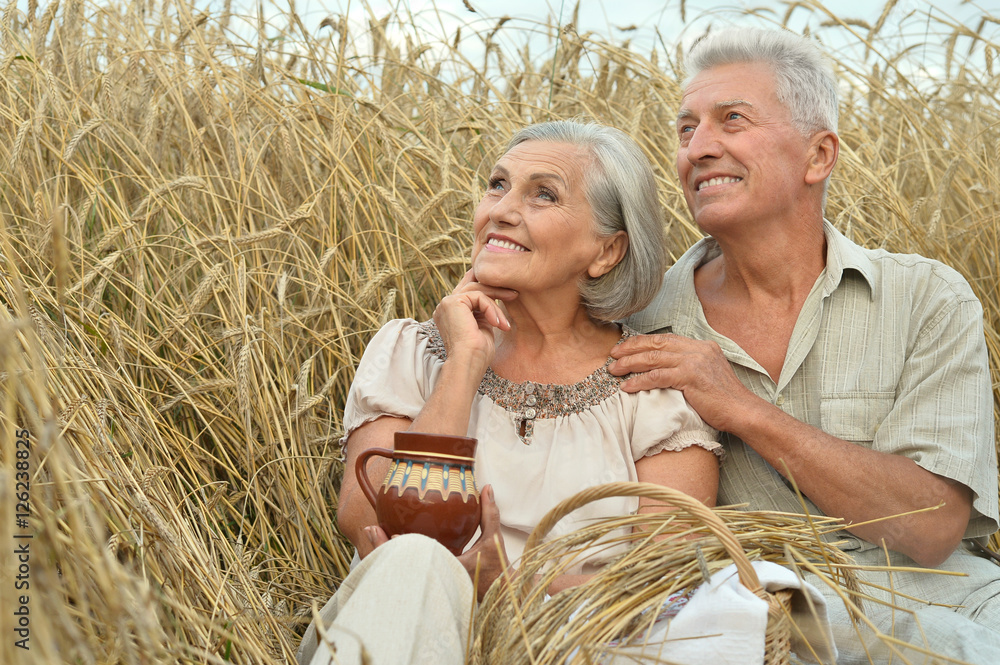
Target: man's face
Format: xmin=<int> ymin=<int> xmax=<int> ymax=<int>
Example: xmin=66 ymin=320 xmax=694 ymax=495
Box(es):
xmin=675 ymin=61 xmax=815 ymax=235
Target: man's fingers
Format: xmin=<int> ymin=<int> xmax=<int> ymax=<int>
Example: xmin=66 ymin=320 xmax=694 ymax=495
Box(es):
xmin=611 ymin=332 xmax=711 ymax=358
xmin=619 ymin=368 xmax=677 ymax=393
xmin=610 ymin=333 xmax=672 ymax=358
xmin=609 ymin=349 xmax=673 ymax=376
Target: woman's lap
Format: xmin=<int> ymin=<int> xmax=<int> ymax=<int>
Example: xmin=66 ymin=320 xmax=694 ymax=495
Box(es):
xmin=296 ymin=534 xmax=474 ymax=665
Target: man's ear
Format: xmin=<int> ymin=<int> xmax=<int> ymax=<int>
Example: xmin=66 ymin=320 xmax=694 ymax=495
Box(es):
xmin=588 ymin=231 xmax=629 ymax=278
xmin=805 ymin=130 xmax=839 ymax=185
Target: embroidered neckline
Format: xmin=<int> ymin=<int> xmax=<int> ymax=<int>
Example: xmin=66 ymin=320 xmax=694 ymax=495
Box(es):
xmin=417 ymin=320 xmax=636 ymax=443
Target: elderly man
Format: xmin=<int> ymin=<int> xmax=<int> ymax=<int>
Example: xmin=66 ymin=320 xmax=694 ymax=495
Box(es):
xmin=611 ymin=27 xmax=1000 ymax=663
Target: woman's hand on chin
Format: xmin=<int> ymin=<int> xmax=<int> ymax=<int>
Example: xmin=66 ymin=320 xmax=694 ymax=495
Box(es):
xmin=434 ymin=269 xmax=518 ymax=372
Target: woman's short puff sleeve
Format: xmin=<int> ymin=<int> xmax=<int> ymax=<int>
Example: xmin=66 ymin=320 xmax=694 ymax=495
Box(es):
xmin=341 ymin=319 xmax=439 ymax=439
xmin=629 ymin=388 xmax=722 ymax=462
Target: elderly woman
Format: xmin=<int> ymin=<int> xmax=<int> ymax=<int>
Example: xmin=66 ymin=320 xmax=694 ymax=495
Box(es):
xmin=297 ymin=121 xmax=720 ymax=665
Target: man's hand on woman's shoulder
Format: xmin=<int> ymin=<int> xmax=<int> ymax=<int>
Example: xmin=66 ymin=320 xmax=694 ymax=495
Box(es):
xmin=609 ymin=333 xmax=759 ymax=433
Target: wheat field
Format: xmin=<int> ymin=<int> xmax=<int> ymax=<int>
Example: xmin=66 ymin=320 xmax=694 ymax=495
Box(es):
xmin=0 ymin=1 xmax=997 ymax=663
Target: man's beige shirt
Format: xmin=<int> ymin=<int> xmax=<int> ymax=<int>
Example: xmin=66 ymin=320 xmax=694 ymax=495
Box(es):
xmin=628 ymin=221 xmax=998 ymax=554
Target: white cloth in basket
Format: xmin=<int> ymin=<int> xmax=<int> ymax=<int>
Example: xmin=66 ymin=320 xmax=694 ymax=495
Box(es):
xmin=640 ymin=560 xmax=837 ymax=665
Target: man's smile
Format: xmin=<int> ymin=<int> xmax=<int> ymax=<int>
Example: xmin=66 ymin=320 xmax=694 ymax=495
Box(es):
xmin=696 ymin=176 xmax=743 ymax=191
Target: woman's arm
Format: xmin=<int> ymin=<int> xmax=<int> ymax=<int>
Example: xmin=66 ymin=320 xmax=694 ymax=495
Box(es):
xmin=337 ymin=348 xmax=500 ymax=558
xmin=337 ymin=415 xmax=412 ymax=558
xmin=635 ymin=445 xmax=720 ymax=509
xmin=633 ymin=444 xmax=720 ymax=545
xmin=539 ymin=447 xmax=721 ymax=596
xmin=361 ymin=482 xmax=512 ymax=602
xmin=338 ymin=271 xmax=516 ymax=558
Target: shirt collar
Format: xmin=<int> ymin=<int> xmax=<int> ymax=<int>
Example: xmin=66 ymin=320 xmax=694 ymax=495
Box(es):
xmin=629 ymin=220 xmax=875 ymax=334
xmin=821 ymin=219 xmax=875 ymax=298
xmin=627 ymin=238 xmax=713 ymax=335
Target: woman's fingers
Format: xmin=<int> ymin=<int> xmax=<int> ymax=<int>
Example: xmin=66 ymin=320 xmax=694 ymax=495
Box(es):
xmin=364 ymin=525 xmax=390 ymax=550
xmin=455 ymin=485 xmax=509 ymax=599
xmin=454 ymin=268 xmax=477 ymax=291
xmin=479 ymin=484 xmax=503 ymax=536
xmin=441 ymin=290 xmax=510 ymax=331
xmin=461 ymin=283 xmax=519 ymax=303
xmin=453 ymin=269 xmax=518 ymax=301
xmin=471 ymin=293 xmax=511 ymax=331
xmin=470 ymin=485 xmax=508 ymax=567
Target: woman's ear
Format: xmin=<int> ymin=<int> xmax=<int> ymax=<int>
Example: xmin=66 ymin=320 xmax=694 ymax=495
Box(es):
xmin=588 ymin=231 xmax=629 ymax=278
xmin=805 ymin=130 xmax=839 ymax=185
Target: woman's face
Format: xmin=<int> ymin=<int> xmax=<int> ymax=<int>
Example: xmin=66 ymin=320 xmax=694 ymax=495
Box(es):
xmin=471 ymin=140 xmax=616 ymax=298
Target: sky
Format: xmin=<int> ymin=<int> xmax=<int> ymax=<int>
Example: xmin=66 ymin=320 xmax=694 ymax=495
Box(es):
xmin=236 ymin=0 xmax=994 ymax=79
xmin=276 ymin=0 xmax=983 ymax=35
xmin=269 ymin=1 xmax=990 ymax=45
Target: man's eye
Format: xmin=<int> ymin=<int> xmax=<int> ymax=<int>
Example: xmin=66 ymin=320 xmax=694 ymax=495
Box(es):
xmin=727 ymin=112 xmax=742 ymax=121
xmin=488 ymin=179 xmax=505 ymax=191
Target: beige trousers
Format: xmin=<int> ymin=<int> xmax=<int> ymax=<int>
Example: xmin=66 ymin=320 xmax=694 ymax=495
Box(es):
xmin=296 ymin=534 xmax=474 ymax=665
xmin=817 ymin=544 xmax=1000 ymax=665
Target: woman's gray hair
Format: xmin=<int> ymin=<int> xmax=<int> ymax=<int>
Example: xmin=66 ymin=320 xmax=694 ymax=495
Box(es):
xmin=685 ymin=27 xmax=839 ymax=136
xmin=503 ymin=121 xmax=666 ymax=322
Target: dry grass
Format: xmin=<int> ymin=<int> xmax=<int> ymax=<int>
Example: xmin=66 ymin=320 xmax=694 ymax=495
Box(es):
xmin=0 ymin=1 xmax=997 ymax=663
xmin=473 ymin=482 xmax=864 ymax=664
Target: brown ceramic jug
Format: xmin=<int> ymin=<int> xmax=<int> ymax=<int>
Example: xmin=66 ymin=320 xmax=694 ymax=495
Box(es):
xmin=356 ymin=431 xmax=481 ymax=555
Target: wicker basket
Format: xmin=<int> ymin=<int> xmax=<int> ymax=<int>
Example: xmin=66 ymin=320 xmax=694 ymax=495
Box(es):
xmin=471 ymin=481 xmax=806 ymax=665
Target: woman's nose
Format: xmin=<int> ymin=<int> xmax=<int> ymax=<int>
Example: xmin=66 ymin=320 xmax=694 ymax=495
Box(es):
xmin=488 ymin=191 xmax=521 ymax=225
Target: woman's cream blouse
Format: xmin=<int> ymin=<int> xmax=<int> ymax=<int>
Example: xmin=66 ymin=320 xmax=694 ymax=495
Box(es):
xmin=342 ymin=318 xmax=721 ymax=573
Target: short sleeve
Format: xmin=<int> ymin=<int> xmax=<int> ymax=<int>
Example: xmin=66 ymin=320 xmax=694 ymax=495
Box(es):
xmin=630 ymin=388 xmax=721 ymax=461
xmin=868 ymin=298 xmax=998 ymax=538
xmin=341 ymin=318 xmax=439 ymax=438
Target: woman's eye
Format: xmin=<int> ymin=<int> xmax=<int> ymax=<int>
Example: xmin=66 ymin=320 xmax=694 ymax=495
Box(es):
xmin=537 ymin=189 xmax=555 ymax=202
xmin=488 ymin=178 xmax=505 ymax=191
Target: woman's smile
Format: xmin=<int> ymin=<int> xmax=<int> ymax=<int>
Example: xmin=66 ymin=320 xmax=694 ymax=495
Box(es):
xmin=485 ymin=235 xmax=529 ymax=252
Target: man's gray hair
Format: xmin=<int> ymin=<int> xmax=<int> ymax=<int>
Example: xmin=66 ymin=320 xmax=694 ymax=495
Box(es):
xmin=685 ymin=27 xmax=839 ymax=135
xmin=503 ymin=121 xmax=666 ymax=322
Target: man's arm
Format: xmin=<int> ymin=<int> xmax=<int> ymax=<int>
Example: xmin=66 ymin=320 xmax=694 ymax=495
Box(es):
xmin=609 ymin=332 xmax=976 ymax=568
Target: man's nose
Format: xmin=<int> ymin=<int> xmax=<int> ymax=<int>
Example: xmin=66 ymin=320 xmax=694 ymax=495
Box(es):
xmin=685 ymin=124 xmax=724 ymax=162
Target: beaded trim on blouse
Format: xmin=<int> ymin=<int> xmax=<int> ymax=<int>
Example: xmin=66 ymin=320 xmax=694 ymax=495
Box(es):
xmin=417 ymin=320 xmax=636 ymax=443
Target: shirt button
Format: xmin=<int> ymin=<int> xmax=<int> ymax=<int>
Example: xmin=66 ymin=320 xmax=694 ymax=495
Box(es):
xmin=526 ymin=395 xmax=537 ymax=406
xmin=776 ymin=394 xmax=785 ymax=406
xmin=524 ymin=407 xmax=537 ymax=419
xmin=524 ymin=383 xmax=535 ymax=395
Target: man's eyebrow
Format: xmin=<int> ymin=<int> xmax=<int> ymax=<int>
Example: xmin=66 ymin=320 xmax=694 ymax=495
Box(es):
xmin=676 ymin=99 xmax=754 ymax=122
xmin=716 ymin=99 xmax=754 ymax=111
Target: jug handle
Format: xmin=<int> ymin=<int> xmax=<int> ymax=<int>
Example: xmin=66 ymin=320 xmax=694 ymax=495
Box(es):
xmin=355 ymin=447 xmax=395 ymax=509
